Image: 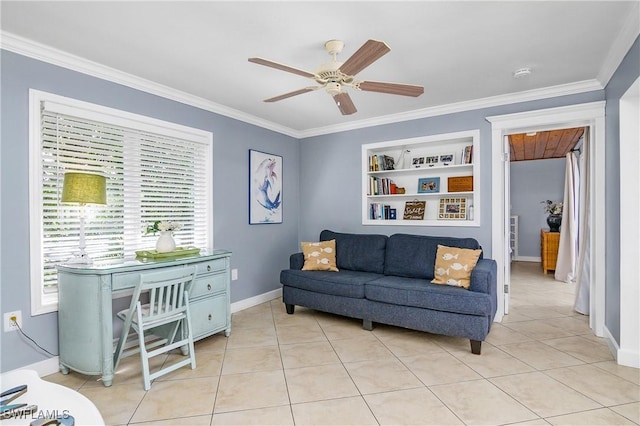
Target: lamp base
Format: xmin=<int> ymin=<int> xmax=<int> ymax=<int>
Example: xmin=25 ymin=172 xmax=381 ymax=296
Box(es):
xmin=66 ymin=252 xmax=93 ymax=265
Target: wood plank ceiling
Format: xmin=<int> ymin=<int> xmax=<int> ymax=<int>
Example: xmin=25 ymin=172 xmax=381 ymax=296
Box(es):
xmin=509 ymin=127 xmax=585 ymax=161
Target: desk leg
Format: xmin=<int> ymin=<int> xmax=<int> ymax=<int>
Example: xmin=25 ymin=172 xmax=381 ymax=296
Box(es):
xmin=100 ymin=276 xmax=114 ymax=387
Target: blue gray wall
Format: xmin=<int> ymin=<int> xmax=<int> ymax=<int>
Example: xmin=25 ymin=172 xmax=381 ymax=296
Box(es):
xmin=0 ymin=51 xmax=301 ymax=371
xmin=603 ymin=36 xmax=640 ymax=343
xmin=510 ymin=158 xmax=566 ymax=258
xmin=297 ymin=96 xmax=603 ymax=257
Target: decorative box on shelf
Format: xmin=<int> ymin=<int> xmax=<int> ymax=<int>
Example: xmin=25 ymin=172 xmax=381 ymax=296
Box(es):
xmin=448 ymin=176 xmax=473 ymax=192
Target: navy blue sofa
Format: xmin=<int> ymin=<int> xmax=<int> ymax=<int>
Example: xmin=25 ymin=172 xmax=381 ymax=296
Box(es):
xmin=280 ymin=230 xmax=497 ymax=354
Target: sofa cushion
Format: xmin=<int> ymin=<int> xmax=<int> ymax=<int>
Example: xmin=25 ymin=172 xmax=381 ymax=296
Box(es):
xmin=301 ymin=240 xmax=338 ymax=272
xmin=384 ymin=234 xmax=481 ymax=280
xmin=280 ymin=269 xmax=383 ymax=299
xmin=431 ymin=245 xmax=482 ymax=289
xmin=320 ymin=230 xmax=388 ymax=274
xmin=365 ymin=276 xmax=493 ymax=316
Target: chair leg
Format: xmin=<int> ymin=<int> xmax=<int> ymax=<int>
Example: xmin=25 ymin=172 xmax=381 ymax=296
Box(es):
xmin=136 ymin=304 xmax=152 ymax=391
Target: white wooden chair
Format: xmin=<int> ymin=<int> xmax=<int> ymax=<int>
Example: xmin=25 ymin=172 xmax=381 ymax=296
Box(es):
xmin=113 ymin=267 xmax=197 ymax=390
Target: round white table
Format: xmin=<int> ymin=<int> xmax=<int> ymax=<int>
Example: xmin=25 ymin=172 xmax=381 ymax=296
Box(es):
xmin=1 ymin=369 xmax=104 ymax=425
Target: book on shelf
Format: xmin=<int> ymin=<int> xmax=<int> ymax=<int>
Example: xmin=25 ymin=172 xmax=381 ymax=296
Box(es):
xmin=369 ymin=203 xmax=394 ymax=220
xmin=368 ymin=176 xmax=396 ymax=195
xmin=369 ymin=154 xmax=395 ymax=171
xmin=462 ymin=145 xmax=473 ymax=164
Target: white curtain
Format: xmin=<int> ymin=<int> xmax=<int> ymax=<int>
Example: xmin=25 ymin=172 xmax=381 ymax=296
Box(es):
xmin=555 ymin=152 xmax=580 ymax=283
xmin=574 ymin=134 xmax=591 ymax=314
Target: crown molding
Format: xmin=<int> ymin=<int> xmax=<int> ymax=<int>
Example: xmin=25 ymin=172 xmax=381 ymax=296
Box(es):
xmin=0 ymin=31 xmax=299 ymax=138
xmin=597 ymin=1 xmax=640 ymax=87
xmin=298 ymin=80 xmax=604 ymax=138
xmin=1 ymin=31 xmax=607 ymax=140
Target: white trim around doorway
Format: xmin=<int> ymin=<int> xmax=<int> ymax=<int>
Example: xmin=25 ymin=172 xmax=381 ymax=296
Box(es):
xmin=486 ymin=102 xmax=606 ymax=339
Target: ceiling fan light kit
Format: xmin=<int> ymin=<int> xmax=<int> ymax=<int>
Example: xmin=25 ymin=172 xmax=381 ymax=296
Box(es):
xmin=249 ymin=39 xmax=424 ymax=116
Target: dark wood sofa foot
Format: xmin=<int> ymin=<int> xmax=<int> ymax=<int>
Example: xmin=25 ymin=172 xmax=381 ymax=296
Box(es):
xmin=285 ymin=303 xmax=295 ymax=314
xmin=470 ymin=340 xmax=482 ymax=355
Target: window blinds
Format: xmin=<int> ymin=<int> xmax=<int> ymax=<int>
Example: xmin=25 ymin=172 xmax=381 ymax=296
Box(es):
xmin=39 ymin=103 xmax=211 ymax=292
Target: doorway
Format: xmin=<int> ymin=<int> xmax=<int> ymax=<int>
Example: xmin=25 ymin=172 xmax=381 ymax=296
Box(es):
xmin=487 ymin=101 xmax=606 ymax=338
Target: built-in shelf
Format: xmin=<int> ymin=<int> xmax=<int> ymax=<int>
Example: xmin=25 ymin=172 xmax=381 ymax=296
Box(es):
xmin=362 ymin=130 xmax=480 ymax=226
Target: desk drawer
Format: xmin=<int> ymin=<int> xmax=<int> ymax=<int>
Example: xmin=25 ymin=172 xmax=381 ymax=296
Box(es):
xmin=194 ymin=258 xmax=227 ymax=275
xmin=190 ymin=273 xmax=227 ymax=299
xmin=112 ymin=266 xmax=184 ymax=291
xmin=190 ymin=294 xmax=228 ymax=338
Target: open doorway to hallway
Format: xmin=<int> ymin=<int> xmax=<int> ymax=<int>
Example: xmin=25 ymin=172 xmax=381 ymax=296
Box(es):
xmin=508 ymin=127 xmax=586 ymax=315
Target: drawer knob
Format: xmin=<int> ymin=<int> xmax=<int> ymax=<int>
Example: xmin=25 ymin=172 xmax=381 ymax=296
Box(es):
xmin=208 ymin=314 xmax=212 ymax=321
xmin=207 ymin=265 xmax=211 ymax=271
xmin=207 ymin=284 xmax=211 ymax=291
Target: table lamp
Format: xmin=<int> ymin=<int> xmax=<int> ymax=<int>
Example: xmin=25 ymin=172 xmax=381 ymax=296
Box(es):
xmin=61 ymin=171 xmax=107 ymax=264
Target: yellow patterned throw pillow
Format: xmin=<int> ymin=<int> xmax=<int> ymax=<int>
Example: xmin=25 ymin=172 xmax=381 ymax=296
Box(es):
xmin=431 ymin=245 xmax=482 ymax=289
xmin=301 ymin=240 xmax=339 ymax=272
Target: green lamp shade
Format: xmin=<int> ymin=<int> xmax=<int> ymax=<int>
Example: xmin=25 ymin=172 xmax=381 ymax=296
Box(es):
xmin=61 ymin=172 xmax=107 ymax=205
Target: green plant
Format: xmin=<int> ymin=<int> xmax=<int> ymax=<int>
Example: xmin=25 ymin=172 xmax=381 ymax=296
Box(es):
xmin=541 ymin=200 xmax=563 ymax=215
xmin=145 ymin=220 xmax=181 ymax=235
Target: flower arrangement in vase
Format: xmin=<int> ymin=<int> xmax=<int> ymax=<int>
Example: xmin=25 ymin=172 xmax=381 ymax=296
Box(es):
xmin=146 ymin=220 xmax=182 ymax=253
xmin=541 ymin=200 xmax=563 ymax=232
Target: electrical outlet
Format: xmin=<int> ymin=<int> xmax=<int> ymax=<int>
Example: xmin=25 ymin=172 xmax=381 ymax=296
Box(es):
xmin=231 ymin=269 xmax=238 ymax=281
xmin=4 ymin=311 xmax=22 ymax=332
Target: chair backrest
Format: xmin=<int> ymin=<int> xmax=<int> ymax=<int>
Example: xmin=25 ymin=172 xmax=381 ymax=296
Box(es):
xmin=130 ymin=266 xmax=197 ymax=323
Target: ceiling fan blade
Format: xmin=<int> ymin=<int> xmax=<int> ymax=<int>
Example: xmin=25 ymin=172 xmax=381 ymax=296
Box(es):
xmin=358 ymin=80 xmax=424 ymax=97
xmin=249 ymin=57 xmax=316 ymax=78
xmin=333 ymin=92 xmax=357 ymax=115
xmin=339 ymin=40 xmax=390 ymax=76
xmin=264 ymin=87 xmax=318 ymax=103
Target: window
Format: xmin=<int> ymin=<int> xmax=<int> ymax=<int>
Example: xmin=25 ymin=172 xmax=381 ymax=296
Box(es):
xmin=29 ymin=90 xmax=213 ymax=315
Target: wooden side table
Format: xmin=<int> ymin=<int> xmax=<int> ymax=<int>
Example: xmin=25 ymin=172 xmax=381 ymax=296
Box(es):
xmin=541 ymin=229 xmax=560 ymax=274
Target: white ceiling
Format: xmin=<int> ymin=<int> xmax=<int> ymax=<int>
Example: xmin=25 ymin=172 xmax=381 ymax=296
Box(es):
xmin=2 ymin=1 xmax=639 ymax=137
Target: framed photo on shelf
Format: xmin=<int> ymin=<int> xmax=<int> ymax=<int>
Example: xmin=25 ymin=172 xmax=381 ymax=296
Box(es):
xmin=412 ymin=156 xmax=425 ymax=168
xmin=249 ymin=149 xmax=282 ymax=224
xmin=425 ymin=156 xmax=439 ymax=167
xmin=417 ymin=177 xmax=440 ymax=193
xmin=439 ymin=153 xmax=455 ymax=166
xmin=439 ymin=197 xmax=467 ymax=220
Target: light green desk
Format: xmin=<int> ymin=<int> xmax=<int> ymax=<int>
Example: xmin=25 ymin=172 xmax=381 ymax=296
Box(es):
xmin=56 ymin=249 xmax=231 ymax=386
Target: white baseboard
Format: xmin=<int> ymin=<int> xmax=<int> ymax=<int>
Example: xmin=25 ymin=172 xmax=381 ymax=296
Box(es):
xmin=602 ymin=325 xmax=626 ymax=365
xmin=230 ymin=288 xmax=282 ymax=313
xmin=604 ymin=325 xmax=640 ymax=368
xmin=513 ymin=256 xmax=541 ymax=262
xmin=13 ymin=289 xmax=283 ymax=378
xmin=7 ymin=356 xmax=61 ymax=378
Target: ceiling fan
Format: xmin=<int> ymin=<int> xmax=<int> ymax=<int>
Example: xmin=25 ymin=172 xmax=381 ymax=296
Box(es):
xmin=248 ymin=39 xmax=424 ymax=115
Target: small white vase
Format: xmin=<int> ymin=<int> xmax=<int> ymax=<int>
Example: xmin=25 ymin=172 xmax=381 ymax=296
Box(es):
xmin=156 ymin=231 xmax=176 ymax=253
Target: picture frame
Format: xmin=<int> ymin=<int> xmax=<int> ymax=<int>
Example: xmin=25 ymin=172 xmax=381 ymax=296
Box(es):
xmin=249 ymin=149 xmax=282 ymax=224
xmin=403 ymin=200 xmax=426 ymax=220
xmin=412 ymin=156 xmax=425 ymax=168
xmin=417 ymin=177 xmax=440 ymax=193
xmin=425 ymin=156 xmax=439 ymax=167
xmin=438 ymin=197 xmax=467 ymax=220
xmin=439 ymin=153 xmax=455 ymax=166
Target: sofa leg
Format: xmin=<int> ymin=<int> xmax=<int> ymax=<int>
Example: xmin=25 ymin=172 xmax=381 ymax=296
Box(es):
xmin=470 ymin=340 xmax=481 ymax=355
xmin=362 ymin=319 xmax=373 ymax=331
xmin=285 ymin=303 xmax=295 ymax=315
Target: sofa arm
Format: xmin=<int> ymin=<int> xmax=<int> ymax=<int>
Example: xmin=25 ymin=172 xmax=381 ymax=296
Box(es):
xmin=469 ymin=258 xmax=497 ymax=295
xmin=290 ymin=252 xmax=304 ymax=270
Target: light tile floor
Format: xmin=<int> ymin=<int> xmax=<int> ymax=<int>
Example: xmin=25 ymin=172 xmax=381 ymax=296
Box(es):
xmin=45 ymin=261 xmax=640 ymax=425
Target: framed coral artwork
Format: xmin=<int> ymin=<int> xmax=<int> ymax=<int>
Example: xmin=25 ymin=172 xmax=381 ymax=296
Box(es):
xmin=249 ymin=149 xmax=283 ymax=224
